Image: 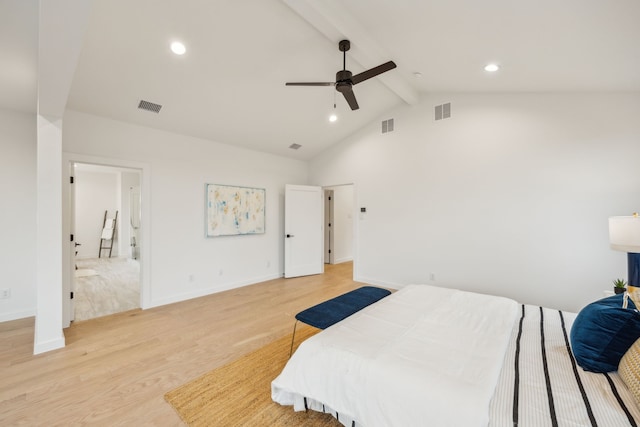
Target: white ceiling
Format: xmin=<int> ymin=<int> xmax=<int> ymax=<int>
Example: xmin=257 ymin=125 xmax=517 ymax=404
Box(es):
xmin=3 ymin=0 xmax=640 ymax=160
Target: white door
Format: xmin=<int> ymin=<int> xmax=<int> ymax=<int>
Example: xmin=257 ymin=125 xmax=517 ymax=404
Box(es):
xmin=284 ymin=184 xmax=324 ymax=278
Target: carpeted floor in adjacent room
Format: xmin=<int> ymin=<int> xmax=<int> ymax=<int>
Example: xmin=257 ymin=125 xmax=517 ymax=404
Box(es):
xmin=74 ymin=257 xmax=140 ymax=321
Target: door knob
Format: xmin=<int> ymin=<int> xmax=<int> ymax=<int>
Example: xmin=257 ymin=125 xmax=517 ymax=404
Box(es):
xmin=286 ymin=234 xmax=294 ymax=238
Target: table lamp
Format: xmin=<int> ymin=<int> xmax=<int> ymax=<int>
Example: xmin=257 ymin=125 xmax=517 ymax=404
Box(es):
xmin=609 ymin=214 xmax=640 ymax=286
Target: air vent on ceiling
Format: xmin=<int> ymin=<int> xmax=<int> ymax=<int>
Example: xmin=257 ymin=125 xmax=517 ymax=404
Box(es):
xmin=382 ymin=118 xmax=394 ymax=134
xmin=435 ymin=102 xmax=451 ymax=120
xmin=138 ymin=99 xmax=162 ymax=113
xmin=289 ymin=143 xmax=302 ymax=150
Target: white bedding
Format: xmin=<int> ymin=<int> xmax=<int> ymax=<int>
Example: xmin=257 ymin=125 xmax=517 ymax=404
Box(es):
xmin=272 ymin=285 xmax=518 ymax=427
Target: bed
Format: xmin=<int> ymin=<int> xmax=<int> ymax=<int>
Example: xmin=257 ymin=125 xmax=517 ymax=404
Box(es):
xmin=272 ymin=285 xmax=640 ymax=426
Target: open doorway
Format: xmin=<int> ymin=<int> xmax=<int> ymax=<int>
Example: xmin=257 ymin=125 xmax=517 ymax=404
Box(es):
xmin=71 ymin=163 xmax=141 ymax=321
xmin=323 ymin=184 xmax=354 ymax=265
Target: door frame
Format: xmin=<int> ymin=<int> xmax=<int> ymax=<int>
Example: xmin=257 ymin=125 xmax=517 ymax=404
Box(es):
xmin=324 ymin=189 xmax=334 ymax=264
xmin=68 ymin=163 xmax=76 ymax=322
xmin=61 ymin=153 xmax=151 ymax=328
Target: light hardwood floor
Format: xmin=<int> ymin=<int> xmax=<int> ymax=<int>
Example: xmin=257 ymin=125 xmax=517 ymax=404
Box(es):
xmin=0 ymin=262 xmax=361 ymax=426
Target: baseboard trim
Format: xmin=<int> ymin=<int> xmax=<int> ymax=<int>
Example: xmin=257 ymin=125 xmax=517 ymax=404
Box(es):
xmin=0 ymin=309 xmax=36 ymax=323
xmin=145 ymin=273 xmax=283 ymax=309
xmin=33 ymin=335 xmax=65 ymax=355
xmin=355 ymin=280 xmax=437 ymax=292
xmin=354 ymin=275 xmax=401 ymax=290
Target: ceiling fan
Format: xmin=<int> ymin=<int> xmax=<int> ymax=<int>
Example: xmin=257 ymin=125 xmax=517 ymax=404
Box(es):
xmin=285 ymin=40 xmax=396 ymax=111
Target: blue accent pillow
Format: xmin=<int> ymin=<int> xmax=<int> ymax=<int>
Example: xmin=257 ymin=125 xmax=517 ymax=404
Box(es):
xmin=570 ymin=293 xmax=640 ymax=373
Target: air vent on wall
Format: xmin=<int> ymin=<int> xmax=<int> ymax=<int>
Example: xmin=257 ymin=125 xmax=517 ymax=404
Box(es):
xmin=435 ymin=103 xmax=451 ymax=120
xmin=138 ymin=99 xmax=162 ymax=113
xmin=381 ymin=118 xmax=394 ymax=134
xmin=289 ymin=143 xmax=302 ymax=150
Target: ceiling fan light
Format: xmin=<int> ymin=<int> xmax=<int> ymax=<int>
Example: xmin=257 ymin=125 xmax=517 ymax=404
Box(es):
xmin=171 ymin=41 xmax=186 ymax=55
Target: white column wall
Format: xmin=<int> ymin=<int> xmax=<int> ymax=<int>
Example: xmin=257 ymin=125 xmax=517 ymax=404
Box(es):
xmin=34 ymin=114 xmax=64 ymax=353
xmin=35 ymin=0 xmax=93 ymax=352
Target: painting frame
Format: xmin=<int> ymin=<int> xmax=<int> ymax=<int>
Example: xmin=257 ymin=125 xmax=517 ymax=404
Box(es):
xmin=205 ymin=184 xmax=266 ymax=237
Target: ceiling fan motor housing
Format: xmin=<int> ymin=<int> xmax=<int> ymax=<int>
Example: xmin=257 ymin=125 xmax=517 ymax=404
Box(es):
xmin=336 ymin=70 xmax=353 ymax=92
xmin=336 ymin=81 xmax=352 ymax=93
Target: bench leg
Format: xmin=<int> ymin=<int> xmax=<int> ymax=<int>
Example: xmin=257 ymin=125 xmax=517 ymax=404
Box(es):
xmin=289 ymin=320 xmax=299 ymax=358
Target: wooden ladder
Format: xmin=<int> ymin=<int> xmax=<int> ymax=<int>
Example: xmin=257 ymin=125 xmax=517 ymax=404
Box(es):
xmin=98 ymin=210 xmax=118 ymax=258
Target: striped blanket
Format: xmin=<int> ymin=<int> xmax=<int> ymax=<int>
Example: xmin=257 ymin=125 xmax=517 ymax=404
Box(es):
xmin=489 ymin=305 xmax=640 ymax=426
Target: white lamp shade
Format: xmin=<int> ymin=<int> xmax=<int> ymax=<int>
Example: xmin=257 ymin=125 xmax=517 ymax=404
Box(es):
xmin=609 ymin=216 xmax=640 ymax=253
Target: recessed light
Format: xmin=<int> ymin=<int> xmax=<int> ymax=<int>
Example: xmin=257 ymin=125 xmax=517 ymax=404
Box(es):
xmin=484 ymin=63 xmax=499 ymax=72
xmin=171 ymin=41 xmax=186 ymax=55
xmin=413 ymin=72 xmax=423 ymax=78
xmin=329 ymin=113 xmax=338 ymax=122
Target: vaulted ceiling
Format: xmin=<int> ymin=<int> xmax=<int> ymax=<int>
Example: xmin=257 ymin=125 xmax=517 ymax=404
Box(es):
xmin=3 ymin=0 xmax=640 ymax=160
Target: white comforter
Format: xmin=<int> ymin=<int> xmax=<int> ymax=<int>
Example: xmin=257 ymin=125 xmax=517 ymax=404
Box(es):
xmin=272 ymin=285 xmax=518 ymax=427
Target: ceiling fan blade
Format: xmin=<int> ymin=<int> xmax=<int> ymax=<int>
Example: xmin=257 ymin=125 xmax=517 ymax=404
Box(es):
xmin=342 ymin=88 xmax=359 ymax=110
xmin=351 ymin=61 xmax=397 ymax=85
xmin=285 ymin=82 xmax=334 ymax=86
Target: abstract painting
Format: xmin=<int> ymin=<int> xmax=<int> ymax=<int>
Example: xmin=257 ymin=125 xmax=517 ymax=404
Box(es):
xmin=206 ymin=184 xmax=265 ymax=237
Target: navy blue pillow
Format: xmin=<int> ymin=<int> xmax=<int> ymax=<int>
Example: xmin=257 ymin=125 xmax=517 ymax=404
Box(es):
xmin=570 ymin=293 xmax=640 ymax=373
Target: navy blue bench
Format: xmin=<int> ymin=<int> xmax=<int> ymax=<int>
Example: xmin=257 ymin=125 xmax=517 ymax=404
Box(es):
xmin=289 ymin=286 xmax=392 ymax=355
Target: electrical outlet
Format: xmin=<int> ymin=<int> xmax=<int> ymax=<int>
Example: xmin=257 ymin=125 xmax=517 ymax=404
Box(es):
xmin=429 ymin=273 xmax=436 ymax=281
xmin=0 ymin=288 xmax=10 ymax=299
xmin=266 ymin=260 xmax=271 ymax=268
xmin=188 ymin=274 xmax=195 ymax=282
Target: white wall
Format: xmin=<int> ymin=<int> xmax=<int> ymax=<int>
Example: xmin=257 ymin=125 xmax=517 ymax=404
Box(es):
xmin=324 ymin=184 xmax=353 ymax=263
xmin=75 ymin=169 xmax=119 ymax=258
xmin=63 ymin=109 xmax=308 ymax=307
xmin=310 ymin=93 xmax=640 ymax=313
xmin=35 ymin=114 xmax=65 ymax=353
xmin=0 ymin=109 xmax=37 ymax=322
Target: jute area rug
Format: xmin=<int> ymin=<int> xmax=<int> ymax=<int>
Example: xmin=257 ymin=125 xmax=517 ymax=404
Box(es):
xmin=164 ymin=326 xmax=342 ymax=426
